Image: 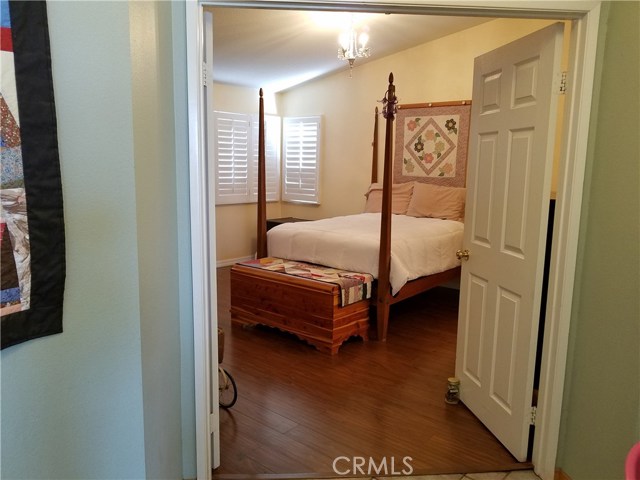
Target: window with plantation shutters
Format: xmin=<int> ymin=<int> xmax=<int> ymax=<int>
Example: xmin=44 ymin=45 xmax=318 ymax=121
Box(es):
xmin=252 ymin=114 xmax=281 ymax=204
xmin=213 ymin=111 xmax=280 ymax=205
xmin=282 ymin=116 xmax=321 ymax=204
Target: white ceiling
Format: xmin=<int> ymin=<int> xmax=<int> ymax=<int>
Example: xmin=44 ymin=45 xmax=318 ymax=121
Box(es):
xmin=207 ymin=7 xmax=493 ymax=92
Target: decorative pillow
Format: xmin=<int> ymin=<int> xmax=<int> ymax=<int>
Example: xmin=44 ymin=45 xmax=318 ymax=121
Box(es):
xmin=364 ymin=182 xmax=414 ymax=215
xmin=406 ymin=182 xmax=466 ymax=221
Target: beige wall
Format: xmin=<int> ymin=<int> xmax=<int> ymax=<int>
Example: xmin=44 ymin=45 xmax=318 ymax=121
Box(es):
xmin=214 ymin=17 xmax=557 ymax=262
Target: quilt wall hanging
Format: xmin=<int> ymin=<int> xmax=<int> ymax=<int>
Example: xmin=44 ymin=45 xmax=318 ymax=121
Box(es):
xmin=1 ymin=0 xmax=65 ymax=349
xmin=394 ymin=101 xmax=471 ymax=187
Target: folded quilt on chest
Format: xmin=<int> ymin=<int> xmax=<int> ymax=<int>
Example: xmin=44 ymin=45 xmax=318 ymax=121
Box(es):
xmin=238 ymin=257 xmax=373 ymax=307
xmin=267 ymin=213 xmax=464 ymax=295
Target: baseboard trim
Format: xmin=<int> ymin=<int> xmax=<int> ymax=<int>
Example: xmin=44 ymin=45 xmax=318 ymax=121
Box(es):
xmin=555 ymin=468 xmax=572 ymax=480
xmin=217 ymin=255 xmax=254 ymax=268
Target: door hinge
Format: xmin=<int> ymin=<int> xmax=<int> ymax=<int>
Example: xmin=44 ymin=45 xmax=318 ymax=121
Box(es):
xmin=557 ymin=71 xmax=568 ymax=95
xmin=202 ymin=62 xmax=208 ymax=87
xmin=530 ymin=406 xmax=537 ymax=426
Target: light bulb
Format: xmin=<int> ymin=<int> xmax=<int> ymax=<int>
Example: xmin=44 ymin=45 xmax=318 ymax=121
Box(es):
xmin=338 ymin=32 xmax=350 ymax=51
xmin=358 ymin=32 xmax=369 ymax=48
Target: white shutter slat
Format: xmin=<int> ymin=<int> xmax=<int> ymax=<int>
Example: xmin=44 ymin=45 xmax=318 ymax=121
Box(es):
xmin=214 ymin=111 xmax=280 ymax=205
xmin=282 ymin=116 xmax=321 ymax=203
xmin=248 ymin=114 xmax=280 ymax=202
xmin=213 ymin=111 xmax=253 ymax=204
xmin=282 ymin=116 xmax=320 ymax=204
xmin=265 ymin=115 xmax=281 ymax=202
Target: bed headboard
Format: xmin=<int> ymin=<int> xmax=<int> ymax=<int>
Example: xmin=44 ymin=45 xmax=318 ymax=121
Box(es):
xmin=393 ymin=101 xmax=471 ymax=188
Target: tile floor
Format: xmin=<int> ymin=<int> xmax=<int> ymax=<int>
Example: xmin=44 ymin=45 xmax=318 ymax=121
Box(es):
xmin=399 ymin=470 xmax=541 ymax=480
xmin=317 ymin=470 xmax=540 ymax=480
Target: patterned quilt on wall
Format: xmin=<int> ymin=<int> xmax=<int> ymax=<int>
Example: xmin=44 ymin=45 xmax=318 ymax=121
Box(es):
xmin=1 ymin=0 xmax=65 ymax=349
xmin=394 ymin=102 xmax=471 ymax=188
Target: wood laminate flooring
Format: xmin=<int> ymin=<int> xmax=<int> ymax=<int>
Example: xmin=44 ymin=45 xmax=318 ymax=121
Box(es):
xmin=214 ymin=267 xmax=528 ymax=478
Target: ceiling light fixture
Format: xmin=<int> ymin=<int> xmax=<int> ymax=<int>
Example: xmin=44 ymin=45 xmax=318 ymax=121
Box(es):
xmin=337 ymin=18 xmax=370 ymax=77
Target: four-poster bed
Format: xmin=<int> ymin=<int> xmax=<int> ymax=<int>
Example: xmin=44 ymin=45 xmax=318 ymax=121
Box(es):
xmin=231 ymin=73 xmax=468 ymax=352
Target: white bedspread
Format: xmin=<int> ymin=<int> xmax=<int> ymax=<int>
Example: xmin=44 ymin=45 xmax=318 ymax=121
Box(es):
xmin=267 ymin=213 xmax=463 ymax=295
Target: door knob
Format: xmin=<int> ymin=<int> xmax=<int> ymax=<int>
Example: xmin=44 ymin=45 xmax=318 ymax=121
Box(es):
xmin=456 ymin=249 xmax=470 ymax=261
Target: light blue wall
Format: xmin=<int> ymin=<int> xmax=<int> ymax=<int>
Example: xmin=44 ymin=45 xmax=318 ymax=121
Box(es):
xmin=1 ymin=1 xmax=195 ymax=479
xmin=170 ymin=1 xmax=197 ymax=477
xmin=3 ymin=2 xmax=637 ymax=480
xmin=130 ymin=1 xmax=187 ymax=478
xmin=0 ymin=1 xmax=147 ymax=479
xmin=557 ymin=2 xmax=640 ymax=479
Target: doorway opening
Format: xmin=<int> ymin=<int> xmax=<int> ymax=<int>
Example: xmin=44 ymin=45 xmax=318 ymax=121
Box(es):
xmin=186 ymin=2 xmax=602 ymax=479
xmin=209 ymin=8 xmax=563 ymax=475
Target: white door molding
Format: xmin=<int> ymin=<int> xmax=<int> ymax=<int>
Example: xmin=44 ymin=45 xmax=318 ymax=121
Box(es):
xmin=186 ymin=1 xmax=215 ymax=478
xmin=185 ymin=2 xmax=602 ymax=479
xmin=532 ymin=5 xmax=602 ymax=478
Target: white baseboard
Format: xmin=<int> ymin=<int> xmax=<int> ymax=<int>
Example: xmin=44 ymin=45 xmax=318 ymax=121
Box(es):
xmin=216 ymin=255 xmax=254 ymax=268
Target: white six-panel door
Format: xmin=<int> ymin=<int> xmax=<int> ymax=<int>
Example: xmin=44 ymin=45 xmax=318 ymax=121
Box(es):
xmin=456 ymin=23 xmax=564 ymax=462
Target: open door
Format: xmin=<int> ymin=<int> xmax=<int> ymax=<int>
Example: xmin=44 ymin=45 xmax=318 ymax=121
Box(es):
xmin=456 ymin=23 xmax=564 ymax=462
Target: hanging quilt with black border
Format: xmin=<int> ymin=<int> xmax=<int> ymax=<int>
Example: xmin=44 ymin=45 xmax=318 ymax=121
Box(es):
xmin=1 ymin=0 xmax=65 ymax=349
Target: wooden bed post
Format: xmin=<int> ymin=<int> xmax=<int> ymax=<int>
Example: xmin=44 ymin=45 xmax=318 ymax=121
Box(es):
xmin=371 ymin=107 xmax=379 ymax=184
xmin=376 ymin=73 xmax=397 ymax=341
xmin=257 ymin=88 xmax=267 ymax=258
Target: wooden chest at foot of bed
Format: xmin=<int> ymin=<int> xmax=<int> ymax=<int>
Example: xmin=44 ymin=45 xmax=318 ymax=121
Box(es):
xmin=230 ymin=264 xmax=370 ymax=354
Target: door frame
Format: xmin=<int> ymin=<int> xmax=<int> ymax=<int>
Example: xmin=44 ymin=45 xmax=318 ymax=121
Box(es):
xmin=185 ymin=2 xmax=602 ymax=479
